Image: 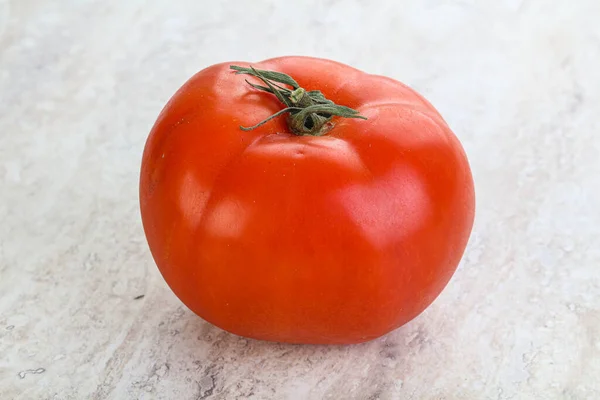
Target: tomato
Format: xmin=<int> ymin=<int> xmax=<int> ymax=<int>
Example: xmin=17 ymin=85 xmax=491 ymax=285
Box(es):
xmin=139 ymin=56 xmax=475 ymax=344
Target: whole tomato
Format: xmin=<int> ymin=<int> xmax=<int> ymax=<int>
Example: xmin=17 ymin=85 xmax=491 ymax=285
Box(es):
xmin=140 ymin=56 xmax=475 ymax=344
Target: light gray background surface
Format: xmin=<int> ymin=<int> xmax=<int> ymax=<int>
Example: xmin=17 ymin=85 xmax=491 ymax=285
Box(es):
xmin=1 ymin=1 xmax=599 ymax=399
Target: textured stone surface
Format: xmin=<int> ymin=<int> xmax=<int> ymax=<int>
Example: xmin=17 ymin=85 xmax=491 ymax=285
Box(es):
xmin=1 ymin=0 xmax=600 ymax=399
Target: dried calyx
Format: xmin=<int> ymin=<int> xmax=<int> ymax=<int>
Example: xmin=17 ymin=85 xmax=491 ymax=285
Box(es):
xmin=230 ymin=65 xmax=367 ymax=136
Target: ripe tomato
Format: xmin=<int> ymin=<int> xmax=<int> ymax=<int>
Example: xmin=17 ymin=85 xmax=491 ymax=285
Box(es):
xmin=139 ymin=56 xmax=475 ymax=344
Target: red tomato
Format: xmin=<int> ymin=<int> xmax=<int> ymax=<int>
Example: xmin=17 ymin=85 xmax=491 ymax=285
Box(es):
xmin=139 ymin=56 xmax=475 ymax=344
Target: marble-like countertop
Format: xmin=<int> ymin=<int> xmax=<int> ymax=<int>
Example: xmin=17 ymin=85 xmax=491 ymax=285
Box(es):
xmin=1 ymin=1 xmax=599 ymax=399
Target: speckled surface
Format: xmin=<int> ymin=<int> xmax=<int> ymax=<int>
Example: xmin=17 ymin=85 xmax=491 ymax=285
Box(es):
xmin=1 ymin=1 xmax=600 ymax=399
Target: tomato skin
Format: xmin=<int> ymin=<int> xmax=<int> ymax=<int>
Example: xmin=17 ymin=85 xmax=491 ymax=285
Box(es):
xmin=140 ymin=56 xmax=475 ymax=344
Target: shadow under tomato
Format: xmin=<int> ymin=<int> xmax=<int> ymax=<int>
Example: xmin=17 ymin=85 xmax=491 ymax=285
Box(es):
xmin=160 ymin=307 xmax=436 ymax=399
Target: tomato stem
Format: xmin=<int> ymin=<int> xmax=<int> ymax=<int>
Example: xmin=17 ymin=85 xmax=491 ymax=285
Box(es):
xmin=230 ymin=65 xmax=367 ymax=136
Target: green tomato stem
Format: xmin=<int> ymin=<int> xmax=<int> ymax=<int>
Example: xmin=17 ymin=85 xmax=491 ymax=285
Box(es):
xmin=230 ymin=65 xmax=367 ymax=136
